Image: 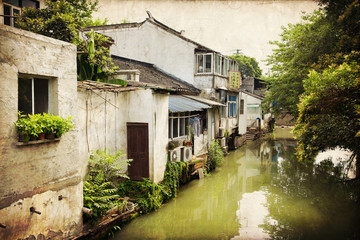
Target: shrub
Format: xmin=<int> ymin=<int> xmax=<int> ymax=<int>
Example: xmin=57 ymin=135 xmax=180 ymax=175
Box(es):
xmin=83 ymin=173 xmax=119 ymax=222
xmin=208 ymin=140 xmax=224 ymax=170
xmin=83 ymin=149 xmax=131 ymax=223
xmin=118 ymin=161 xmax=188 ymax=213
xmin=88 ymin=148 xmax=132 ymax=184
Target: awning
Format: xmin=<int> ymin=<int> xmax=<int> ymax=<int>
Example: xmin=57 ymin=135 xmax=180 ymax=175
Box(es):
xmin=169 ymin=95 xmax=211 ymax=112
xmin=183 ymin=95 xmax=225 ymax=107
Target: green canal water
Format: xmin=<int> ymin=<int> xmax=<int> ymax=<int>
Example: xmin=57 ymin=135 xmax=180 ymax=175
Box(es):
xmin=114 ymin=128 xmax=360 ymax=240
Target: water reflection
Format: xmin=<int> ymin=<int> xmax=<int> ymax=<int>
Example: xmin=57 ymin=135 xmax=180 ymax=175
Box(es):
xmin=262 ymin=141 xmax=360 ymax=240
xmin=115 ymin=132 xmax=360 ymax=240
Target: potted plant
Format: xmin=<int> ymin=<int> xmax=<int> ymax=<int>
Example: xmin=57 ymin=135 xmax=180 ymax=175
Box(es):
xmin=52 ymin=115 xmax=74 ymax=138
xmin=16 ymin=112 xmax=74 ymax=142
xmin=42 ymin=113 xmax=56 ymax=139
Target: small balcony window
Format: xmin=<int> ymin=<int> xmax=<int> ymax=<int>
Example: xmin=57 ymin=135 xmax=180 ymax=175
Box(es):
xmin=196 ymin=54 xmax=213 ymax=74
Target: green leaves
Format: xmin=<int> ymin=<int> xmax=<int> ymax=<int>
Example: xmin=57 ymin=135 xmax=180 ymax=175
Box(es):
xmin=230 ymin=54 xmax=262 ymax=78
xmin=84 ymin=148 xmax=131 ymax=222
xmin=15 ymin=112 xmax=74 ymax=141
xmin=294 ymin=61 xmax=360 ymax=163
xmin=208 ymin=140 xmax=224 ymax=170
xmin=16 ymin=0 xmax=117 ymax=82
xmin=77 ymin=30 xmax=119 ymax=81
xmin=88 ymin=148 xmax=131 ymax=183
xmin=264 ymin=10 xmax=335 ymax=117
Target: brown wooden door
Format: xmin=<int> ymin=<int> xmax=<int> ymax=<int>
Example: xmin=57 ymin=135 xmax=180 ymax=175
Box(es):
xmin=127 ymin=123 xmax=149 ymax=180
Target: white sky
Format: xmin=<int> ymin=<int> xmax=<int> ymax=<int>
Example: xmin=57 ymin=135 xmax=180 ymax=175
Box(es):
xmin=94 ymin=0 xmax=319 ymax=74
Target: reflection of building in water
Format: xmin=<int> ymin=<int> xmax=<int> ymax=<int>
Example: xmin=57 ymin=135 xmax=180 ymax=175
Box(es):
xmin=231 ymin=141 xmax=277 ymax=239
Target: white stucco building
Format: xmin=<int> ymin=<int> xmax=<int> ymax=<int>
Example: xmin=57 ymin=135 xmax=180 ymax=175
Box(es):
xmin=0 ymin=24 xmax=82 ymax=240
xmin=88 ymin=14 xmax=245 ymax=141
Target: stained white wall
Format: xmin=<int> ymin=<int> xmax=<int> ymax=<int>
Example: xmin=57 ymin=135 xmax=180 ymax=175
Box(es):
xmin=0 ymin=25 xmax=81 ymax=239
xmin=77 ymin=87 xmax=169 ymax=183
xmin=94 ymin=21 xmax=197 ymax=83
xmin=238 ymin=92 xmax=248 ymax=135
xmin=246 ymin=94 xmax=262 ymax=128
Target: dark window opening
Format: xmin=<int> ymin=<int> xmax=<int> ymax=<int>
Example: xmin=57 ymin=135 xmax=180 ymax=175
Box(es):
xmin=18 ymin=78 xmax=49 ymax=115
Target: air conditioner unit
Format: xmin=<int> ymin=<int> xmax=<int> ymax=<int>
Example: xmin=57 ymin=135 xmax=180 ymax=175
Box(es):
xmin=182 ymin=146 xmax=193 ymax=162
xmin=169 ymin=147 xmax=181 ymax=162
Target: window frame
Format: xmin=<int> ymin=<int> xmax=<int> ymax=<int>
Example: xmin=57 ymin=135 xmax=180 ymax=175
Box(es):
xmin=228 ymin=95 xmax=237 ymax=118
xmin=3 ymin=3 xmax=21 ymax=27
xmin=168 ymin=112 xmax=191 ymax=139
xmin=18 ymin=76 xmax=56 ymax=115
xmin=195 ymin=53 xmax=213 ymax=74
xmin=214 ymin=54 xmax=222 ymax=75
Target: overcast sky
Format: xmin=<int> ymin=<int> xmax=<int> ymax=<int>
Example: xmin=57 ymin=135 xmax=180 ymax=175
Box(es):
xmin=94 ymin=0 xmax=319 ymax=74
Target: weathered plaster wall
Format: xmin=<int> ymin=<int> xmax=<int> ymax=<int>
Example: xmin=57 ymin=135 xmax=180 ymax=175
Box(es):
xmin=94 ymin=0 xmax=318 ymax=73
xmin=220 ymin=117 xmax=238 ymax=133
xmin=238 ymin=92 xmax=248 ymax=135
xmin=194 ymin=75 xmax=213 ymax=91
xmin=194 ymin=133 xmax=208 ymax=156
xmin=246 ymin=94 xmax=262 ymax=127
xmin=77 ymin=87 xmax=169 ymax=183
xmin=0 ymin=25 xmax=80 ymax=239
xmin=95 ymin=21 xmax=197 ymax=83
xmin=152 ymin=93 xmax=169 ymax=182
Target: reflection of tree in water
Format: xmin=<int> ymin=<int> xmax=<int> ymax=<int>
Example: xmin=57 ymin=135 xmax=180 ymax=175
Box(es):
xmin=261 ymin=143 xmax=360 ymax=240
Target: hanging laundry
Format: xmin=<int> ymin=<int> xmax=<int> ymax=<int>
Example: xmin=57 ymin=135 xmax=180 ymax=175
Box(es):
xmin=190 ymin=117 xmax=201 ymax=137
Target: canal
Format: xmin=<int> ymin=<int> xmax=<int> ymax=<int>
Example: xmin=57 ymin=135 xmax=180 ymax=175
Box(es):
xmin=115 ymin=128 xmax=360 ymax=240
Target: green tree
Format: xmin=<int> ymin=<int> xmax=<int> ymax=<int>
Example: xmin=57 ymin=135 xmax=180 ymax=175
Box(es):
xmin=263 ymin=10 xmax=337 ymax=117
xmin=16 ymin=0 xmax=117 ymax=79
xmin=264 ymin=0 xmax=360 ymax=177
xmin=230 ymin=54 xmax=262 ymax=78
xmin=294 ymin=60 xmax=360 ymax=177
xmin=264 ymin=0 xmax=360 ymax=117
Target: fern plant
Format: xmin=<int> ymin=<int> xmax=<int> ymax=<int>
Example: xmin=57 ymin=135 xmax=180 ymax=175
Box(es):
xmin=83 ymin=173 xmax=119 ymax=222
xmin=88 ymin=148 xmax=131 ymax=184
xmin=83 ymin=148 xmax=131 ymax=222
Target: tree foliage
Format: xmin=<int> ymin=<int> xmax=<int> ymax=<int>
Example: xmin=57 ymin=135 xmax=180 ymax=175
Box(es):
xmin=265 ymin=0 xmax=360 ymax=175
xmin=264 ymin=10 xmax=337 ymax=117
xmin=16 ymin=0 xmax=97 ymax=43
xmin=294 ymin=60 xmax=360 ymax=166
xmin=16 ymin=0 xmax=117 ymax=79
xmin=230 ymin=54 xmax=262 ymax=78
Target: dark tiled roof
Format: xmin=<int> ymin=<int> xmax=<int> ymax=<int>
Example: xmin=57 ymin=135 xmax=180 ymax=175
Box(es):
xmin=112 ymin=55 xmax=201 ymax=95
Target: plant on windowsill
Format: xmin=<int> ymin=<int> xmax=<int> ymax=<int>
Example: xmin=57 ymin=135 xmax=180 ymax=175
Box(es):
xmin=16 ymin=112 xmax=74 ymax=143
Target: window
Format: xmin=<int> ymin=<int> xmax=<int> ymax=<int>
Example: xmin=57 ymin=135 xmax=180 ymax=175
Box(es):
xmin=3 ymin=0 xmax=39 ymax=27
xmin=228 ymin=95 xmax=237 ymax=117
xmin=18 ymin=77 xmax=50 ymax=114
xmin=169 ymin=112 xmax=191 ymax=139
xmin=230 ymin=60 xmax=239 ymax=71
xmin=3 ymin=3 xmax=21 ymax=27
xmin=215 ymin=54 xmax=222 ymax=74
xmin=196 ymin=54 xmax=212 ymax=74
xmin=240 ymin=99 xmax=244 ymax=115
xmin=222 ymin=58 xmax=230 ymax=76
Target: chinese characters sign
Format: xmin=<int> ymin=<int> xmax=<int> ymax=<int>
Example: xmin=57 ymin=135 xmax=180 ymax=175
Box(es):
xmin=229 ymin=71 xmax=241 ymax=89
